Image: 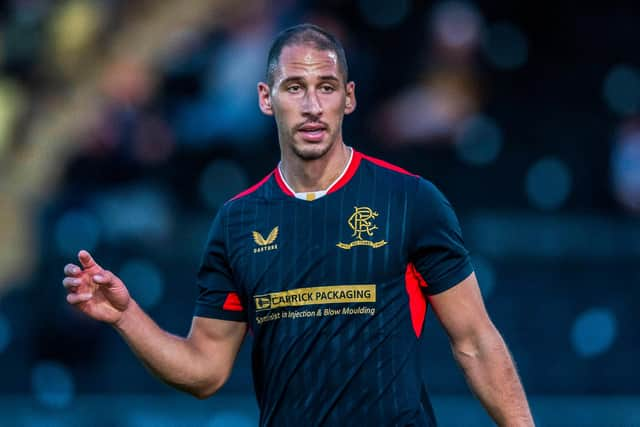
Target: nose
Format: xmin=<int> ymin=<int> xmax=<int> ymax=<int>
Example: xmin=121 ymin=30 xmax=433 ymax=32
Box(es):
xmin=302 ymin=89 xmax=323 ymax=117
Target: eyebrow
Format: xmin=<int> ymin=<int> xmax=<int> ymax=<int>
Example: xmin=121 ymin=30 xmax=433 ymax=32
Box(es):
xmin=317 ymin=76 xmax=341 ymax=83
xmin=279 ymin=75 xmax=341 ymax=86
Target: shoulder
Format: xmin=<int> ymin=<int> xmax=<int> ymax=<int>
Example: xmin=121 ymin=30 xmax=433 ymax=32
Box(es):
xmin=225 ymin=170 xmax=276 ymax=207
xmin=356 ymin=151 xmax=422 ymax=192
xmin=414 ymin=176 xmax=446 ymax=202
xmin=356 ymin=151 xmax=443 ymax=197
xmin=356 ymin=151 xmax=452 ymax=211
xmin=358 ymin=151 xmax=418 ymax=178
xmin=203 ymin=170 xmax=276 ymax=229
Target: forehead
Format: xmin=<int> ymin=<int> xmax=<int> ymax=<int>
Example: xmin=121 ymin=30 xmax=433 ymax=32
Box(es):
xmin=274 ymin=44 xmax=341 ymax=82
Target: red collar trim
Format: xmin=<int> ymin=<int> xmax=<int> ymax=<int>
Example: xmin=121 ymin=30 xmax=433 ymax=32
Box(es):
xmin=274 ymin=150 xmax=363 ymax=197
xmin=274 ymin=167 xmax=294 ymax=196
xmin=327 ymin=149 xmax=362 ymax=194
xmin=229 ymin=171 xmax=274 ymax=202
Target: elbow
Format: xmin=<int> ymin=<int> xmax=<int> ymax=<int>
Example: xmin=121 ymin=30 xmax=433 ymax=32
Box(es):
xmin=191 ymin=386 xmax=218 ymax=400
xmin=189 ymin=383 xmax=219 ymax=400
xmin=188 ymin=372 xmax=230 ymax=400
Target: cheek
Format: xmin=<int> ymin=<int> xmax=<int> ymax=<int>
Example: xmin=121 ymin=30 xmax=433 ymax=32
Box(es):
xmin=273 ymin=100 xmax=297 ymax=117
xmin=273 ymin=110 xmax=295 ymax=132
xmin=327 ymin=100 xmax=347 ymax=119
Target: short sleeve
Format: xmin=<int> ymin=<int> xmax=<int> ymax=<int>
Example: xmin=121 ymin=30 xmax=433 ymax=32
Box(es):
xmin=194 ymin=208 xmax=247 ymax=322
xmin=409 ymin=178 xmax=473 ymax=295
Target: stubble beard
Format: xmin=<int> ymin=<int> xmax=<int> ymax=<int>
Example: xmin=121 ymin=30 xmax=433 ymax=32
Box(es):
xmin=291 ymin=140 xmax=332 ymax=161
xmin=283 ymin=126 xmax=337 ymax=161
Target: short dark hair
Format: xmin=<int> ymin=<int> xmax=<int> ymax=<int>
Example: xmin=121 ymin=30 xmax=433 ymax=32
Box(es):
xmin=265 ymin=23 xmax=349 ymax=87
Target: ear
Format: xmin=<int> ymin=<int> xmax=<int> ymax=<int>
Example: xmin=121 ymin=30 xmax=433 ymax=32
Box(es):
xmin=344 ymin=81 xmax=356 ymax=115
xmin=257 ymin=82 xmax=274 ymax=116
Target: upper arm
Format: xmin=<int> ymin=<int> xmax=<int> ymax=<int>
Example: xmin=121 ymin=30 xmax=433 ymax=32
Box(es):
xmin=188 ymin=316 xmax=247 ymax=384
xmin=195 ymin=208 xmax=248 ymax=322
xmin=428 ymin=272 xmax=495 ymax=346
xmin=409 ymin=178 xmax=487 ymax=342
xmin=189 ymin=208 xmax=248 ymax=390
xmin=409 ymin=178 xmax=473 ymax=295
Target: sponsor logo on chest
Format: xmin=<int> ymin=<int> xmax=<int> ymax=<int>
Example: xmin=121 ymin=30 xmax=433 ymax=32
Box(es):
xmin=252 ymin=226 xmax=279 ymax=253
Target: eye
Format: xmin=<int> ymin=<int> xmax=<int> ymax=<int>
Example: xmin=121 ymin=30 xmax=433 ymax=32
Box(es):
xmin=320 ymin=84 xmax=336 ymax=93
xmin=287 ymin=84 xmax=302 ymax=93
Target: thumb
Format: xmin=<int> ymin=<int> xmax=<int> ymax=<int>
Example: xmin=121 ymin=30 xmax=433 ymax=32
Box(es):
xmin=78 ymin=250 xmax=101 ymax=270
xmin=92 ymin=271 xmax=121 ymax=291
xmin=93 ymin=272 xmax=112 ymax=285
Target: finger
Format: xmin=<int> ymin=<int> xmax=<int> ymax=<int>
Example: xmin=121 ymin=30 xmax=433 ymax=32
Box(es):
xmin=92 ymin=271 xmax=113 ymax=286
xmin=78 ymin=250 xmax=100 ymax=270
xmin=64 ymin=263 xmax=82 ymax=276
xmin=62 ymin=277 xmax=82 ymax=290
xmin=66 ymin=292 xmax=92 ymax=304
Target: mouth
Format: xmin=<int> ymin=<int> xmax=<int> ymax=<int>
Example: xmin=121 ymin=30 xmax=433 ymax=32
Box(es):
xmin=297 ymin=123 xmax=327 ymax=142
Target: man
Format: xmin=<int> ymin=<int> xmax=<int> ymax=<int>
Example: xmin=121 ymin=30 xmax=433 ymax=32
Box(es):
xmin=63 ymin=24 xmax=534 ymax=426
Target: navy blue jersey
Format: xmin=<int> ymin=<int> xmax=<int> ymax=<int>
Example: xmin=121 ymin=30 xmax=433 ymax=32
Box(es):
xmin=195 ymin=150 xmax=473 ymax=427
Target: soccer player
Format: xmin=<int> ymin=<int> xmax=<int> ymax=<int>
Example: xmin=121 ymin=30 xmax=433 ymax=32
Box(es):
xmin=63 ymin=24 xmax=534 ymax=426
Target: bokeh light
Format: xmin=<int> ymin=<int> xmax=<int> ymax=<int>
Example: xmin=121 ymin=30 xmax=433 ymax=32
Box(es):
xmin=176 ymin=28 xmax=271 ymax=145
xmin=482 ymin=22 xmax=528 ymax=70
xmin=431 ymin=1 xmax=482 ymax=49
xmin=0 ymin=77 xmax=27 ymax=153
xmin=603 ymin=65 xmax=640 ymax=116
xmin=454 ymin=114 xmax=503 ymax=166
xmin=93 ymin=186 xmax=173 ymax=243
xmin=54 ymin=209 xmax=101 ymax=257
xmin=199 ymin=160 xmax=250 ymax=210
xmin=611 ymin=125 xmax=640 ymax=213
xmin=0 ymin=312 xmax=11 ymax=353
xmin=358 ymin=0 xmax=411 ymax=29
xmin=571 ymin=308 xmax=617 ymax=358
xmin=31 ymin=360 xmax=75 ymax=409
xmin=49 ymin=0 xmax=103 ymax=76
xmin=525 ymin=157 xmax=572 ymax=210
xmin=119 ymin=260 xmax=164 ymax=310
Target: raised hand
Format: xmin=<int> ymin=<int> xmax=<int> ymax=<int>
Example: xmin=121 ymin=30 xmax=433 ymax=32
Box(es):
xmin=63 ymin=250 xmax=131 ymax=325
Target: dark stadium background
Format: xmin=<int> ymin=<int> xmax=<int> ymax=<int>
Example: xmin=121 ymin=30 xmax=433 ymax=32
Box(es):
xmin=0 ymin=1 xmax=638 ymax=425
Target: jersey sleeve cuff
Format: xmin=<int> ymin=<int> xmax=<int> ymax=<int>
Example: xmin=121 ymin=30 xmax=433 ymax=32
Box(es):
xmin=424 ymin=258 xmax=474 ymax=295
xmin=194 ymin=304 xmax=247 ymax=322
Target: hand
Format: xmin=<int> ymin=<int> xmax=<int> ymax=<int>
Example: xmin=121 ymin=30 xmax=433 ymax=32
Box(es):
xmin=63 ymin=250 xmax=131 ymax=325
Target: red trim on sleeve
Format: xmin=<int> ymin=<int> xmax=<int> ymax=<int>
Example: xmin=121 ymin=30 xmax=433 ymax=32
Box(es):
xmin=229 ymin=172 xmax=274 ymax=201
xmin=405 ymin=263 xmax=428 ymax=338
xmin=360 ymin=153 xmax=417 ymax=177
xmin=222 ymin=292 xmax=244 ymax=311
xmin=327 ymin=150 xmax=363 ymax=194
xmin=274 ymin=167 xmax=295 ymax=196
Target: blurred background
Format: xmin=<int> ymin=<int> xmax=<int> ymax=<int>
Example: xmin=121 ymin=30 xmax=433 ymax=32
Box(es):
xmin=0 ymin=0 xmax=639 ymax=426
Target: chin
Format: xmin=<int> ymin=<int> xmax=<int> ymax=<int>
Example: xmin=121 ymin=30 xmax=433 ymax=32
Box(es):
xmin=292 ymin=140 xmax=333 ymax=161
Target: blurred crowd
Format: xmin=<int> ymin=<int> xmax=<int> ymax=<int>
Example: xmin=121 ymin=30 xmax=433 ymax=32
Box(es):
xmin=0 ymin=0 xmax=639 ymax=419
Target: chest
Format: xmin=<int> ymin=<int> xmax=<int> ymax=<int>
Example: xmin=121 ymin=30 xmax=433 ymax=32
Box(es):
xmin=225 ymin=195 xmax=411 ymax=299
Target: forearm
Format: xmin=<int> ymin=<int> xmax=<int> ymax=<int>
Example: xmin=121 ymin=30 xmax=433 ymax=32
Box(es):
xmin=452 ymin=327 xmax=534 ymax=426
xmin=113 ymin=299 xmax=220 ymax=397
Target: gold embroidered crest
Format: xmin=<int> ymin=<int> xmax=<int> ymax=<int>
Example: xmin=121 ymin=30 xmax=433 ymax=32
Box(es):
xmin=337 ymin=207 xmax=388 ymax=250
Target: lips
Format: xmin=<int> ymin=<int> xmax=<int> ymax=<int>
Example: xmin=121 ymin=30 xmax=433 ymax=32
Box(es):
xmin=297 ymin=123 xmax=327 ymax=142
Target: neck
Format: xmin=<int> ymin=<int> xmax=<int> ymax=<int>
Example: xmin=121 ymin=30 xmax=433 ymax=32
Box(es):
xmin=280 ymin=143 xmax=351 ymax=193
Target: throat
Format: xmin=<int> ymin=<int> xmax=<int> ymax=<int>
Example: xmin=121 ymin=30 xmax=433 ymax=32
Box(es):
xmin=279 ymin=146 xmax=353 ymax=200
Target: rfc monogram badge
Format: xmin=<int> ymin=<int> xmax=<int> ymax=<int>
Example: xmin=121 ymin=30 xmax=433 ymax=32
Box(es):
xmin=336 ymin=207 xmax=388 ymax=250
xmin=253 ymin=227 xmax=279 ymax=253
